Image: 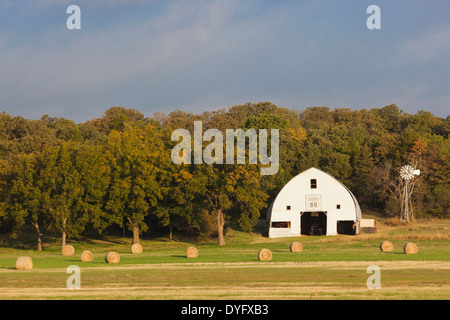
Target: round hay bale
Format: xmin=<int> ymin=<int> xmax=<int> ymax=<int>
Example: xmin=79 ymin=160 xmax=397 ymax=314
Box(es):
xmin=16 ymin=256 xmax=33 ymax=270
xmin=62 ymin=245 xmax=75 ymax=256
xmin=130 ymin=243 xmax=143 ymax=254
xmin=290 ymin=242 xmax=303 ymax=253
xmin=403 ymin=242 xmax=418 ymax=254
xmin=379 ymin=241 xmax=394 ymax=252
xmin=105 ymin=252 xmax=120 ymax=264
xmin=80 ymin=250 xmax=94 ymax=262
xmin=258 ymin=248 xmax=272 ymax=261
xmin=185 ymin=247 xmax=199 ymax=258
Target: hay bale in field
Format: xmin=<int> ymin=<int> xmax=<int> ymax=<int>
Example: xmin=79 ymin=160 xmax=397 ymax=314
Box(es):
xmin=80 ymin=250 xmax=94 ymax=262
xmin=379 ymin=241 xmax=394 ymax=252
xmin=290 ymin=242 xmax=303 ymax=252
xmin=403 ymin=242 xmax=418 ymax=254
xmin=130 ymin=243 xmax=143 ymax=254
xmin=258 ymin=248 xmax=272 ymax=261
xmin=105 ymin=252 xmax=120 ymax=264
xmin=16 ymin=256 xmax=33 ymax=270
xmin=62 ymin=245 xmax=75 ymax=256
xmin=185 ymin=247 xmax=198 ymax=258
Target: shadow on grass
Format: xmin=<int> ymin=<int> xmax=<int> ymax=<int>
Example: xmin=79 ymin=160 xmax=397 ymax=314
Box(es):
xmin=381 ymin=251 xmax=406 ymax=255
xmin=81 ymin=235 xmax=125 ymax=245
xmin=0 ymin=239 xmax=56 ymax=251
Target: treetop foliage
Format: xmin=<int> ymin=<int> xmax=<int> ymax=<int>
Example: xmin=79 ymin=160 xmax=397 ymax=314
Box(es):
xmin=0 ymin=103 xmax=448 ymax=247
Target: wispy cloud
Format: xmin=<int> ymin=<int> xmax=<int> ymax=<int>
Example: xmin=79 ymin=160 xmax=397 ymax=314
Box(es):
xmin=399 ymin=27 xmax=450 ymax=62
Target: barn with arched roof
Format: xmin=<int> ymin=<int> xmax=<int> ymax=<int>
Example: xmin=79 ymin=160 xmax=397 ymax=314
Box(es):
xmin=267 ymin=167 xmax=362 ymax=238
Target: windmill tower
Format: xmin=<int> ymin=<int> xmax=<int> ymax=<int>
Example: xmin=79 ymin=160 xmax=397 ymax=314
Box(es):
xmin=399 ymin=165 xmax=420 ymax=223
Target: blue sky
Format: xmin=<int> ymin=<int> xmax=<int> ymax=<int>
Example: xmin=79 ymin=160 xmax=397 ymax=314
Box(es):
xmin=0 ymin=0 xmax=449 ymax=122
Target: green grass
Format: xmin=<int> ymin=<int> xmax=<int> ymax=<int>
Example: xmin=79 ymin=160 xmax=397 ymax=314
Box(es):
xmin=1 ymin=234 xmax=448 ymax=270
xmin=0 ymin=219 xmax=449 ymax=299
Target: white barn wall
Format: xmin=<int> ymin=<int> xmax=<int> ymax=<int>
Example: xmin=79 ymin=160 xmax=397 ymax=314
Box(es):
xmin=267 ymin=167 xmax=361 ymax=238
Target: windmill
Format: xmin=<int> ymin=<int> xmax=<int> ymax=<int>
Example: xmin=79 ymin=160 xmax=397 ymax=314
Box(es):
xmin=399 ymin=165 xmax=420 ymax=223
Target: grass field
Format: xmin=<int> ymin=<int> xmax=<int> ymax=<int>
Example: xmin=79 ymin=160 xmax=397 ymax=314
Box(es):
xmin=0 ymin=218 xmax=449 ymax=300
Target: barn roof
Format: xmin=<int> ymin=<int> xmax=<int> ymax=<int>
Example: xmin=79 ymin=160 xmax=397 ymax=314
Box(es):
xmin=267 ymin=167 xmax=362 ymax=220
xmin=307 ymin=168 xmax=362 ymax=220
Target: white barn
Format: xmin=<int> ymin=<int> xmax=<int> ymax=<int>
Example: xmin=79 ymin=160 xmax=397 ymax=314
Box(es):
xmin=267 ymin=167 xmax=362 ymax=238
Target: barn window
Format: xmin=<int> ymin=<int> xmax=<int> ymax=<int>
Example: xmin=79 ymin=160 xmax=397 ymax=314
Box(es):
xmin=287 ymin=206 xmax=291 ymax=210
xmin=271 ymin=221 xmax=291 ymax=228
xmin=337 ymin=204 xmax=341 ymax=209
xmin=310 ymin=179 xmax=317 ymax=189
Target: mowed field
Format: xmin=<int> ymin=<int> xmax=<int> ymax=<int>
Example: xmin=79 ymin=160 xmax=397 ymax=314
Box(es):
xmin=0 ymin=219 xmax=449 ymax=300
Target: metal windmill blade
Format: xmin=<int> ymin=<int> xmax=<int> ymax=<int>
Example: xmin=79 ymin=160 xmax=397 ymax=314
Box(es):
xmin=400 ymin=165 xmax=415 ymax=180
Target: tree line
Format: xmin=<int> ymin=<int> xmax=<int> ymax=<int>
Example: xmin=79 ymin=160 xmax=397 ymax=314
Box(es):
xmin=0 ymin=103 xmax=448 ymax=249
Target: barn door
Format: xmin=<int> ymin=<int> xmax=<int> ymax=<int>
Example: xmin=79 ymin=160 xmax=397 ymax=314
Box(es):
xmin=300 ymin=211 xmax=327 ymax=235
